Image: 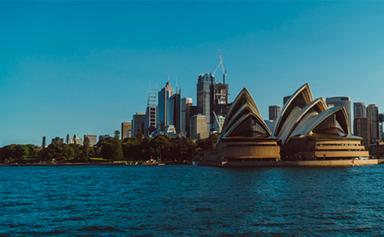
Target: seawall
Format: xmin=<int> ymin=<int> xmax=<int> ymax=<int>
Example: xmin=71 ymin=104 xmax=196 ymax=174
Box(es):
xmin=197 ymin=159 xmax=382 ymax=167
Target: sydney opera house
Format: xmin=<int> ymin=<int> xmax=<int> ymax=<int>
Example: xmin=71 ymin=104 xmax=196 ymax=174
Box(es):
xmin=200 ymin=83 xmax=375 ymax=167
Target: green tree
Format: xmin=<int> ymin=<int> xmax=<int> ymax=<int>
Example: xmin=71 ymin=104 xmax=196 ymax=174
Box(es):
xmin=96 ymin=134 xmax=123 ymax=161
xmin=41 ymin=136 xmax=46 ymax=148
xmin=83 ymin=136 xmax=90 ymax=161
xmin=0 ymin=144 xmax=40 ymax=163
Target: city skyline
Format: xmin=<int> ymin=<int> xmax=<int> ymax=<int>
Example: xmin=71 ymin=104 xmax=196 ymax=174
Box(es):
xmin=1 ymin=1 xmax=384 ymax=145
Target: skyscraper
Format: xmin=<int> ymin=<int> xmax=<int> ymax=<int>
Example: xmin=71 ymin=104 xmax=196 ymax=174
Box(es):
xmin=326 ymin=97 xmax=352 ymax=132
xmin=380 ymin=113 xmax=384 ymax=140
xmin=354 ymin=118 xmax=369 ymax=147
xmin=168 ymin=91 xmax=181 ymax=133
xmin=132 ymin=113 xmax=146 ymax=138
xmin=180 ymin=97 xmax=193 ymax=137
xmin=354 ymin=102 xmax=367 ymax=119
xmin=157 ymin=81 xmax=173 ymax=130
xmin=197 ymin=73 xmax=214 ymax=127
xmin=121 ymin=122 xmax=132 ymax=140
xmin=268 ymin=105 xmax=281 ymax=121
xmin=210 ymin=81 xmax=229 ymax=123
xmin=145 ymin=91 xmax=157 ymax=136
xmin=367 ymin=104 xmax=380 ymax=144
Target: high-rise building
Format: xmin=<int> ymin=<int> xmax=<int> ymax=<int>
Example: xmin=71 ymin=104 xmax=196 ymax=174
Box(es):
xmin=190 ymin=114 xmax=209 ymax=140
xmin=210 ymin=81 xmax=229 ymax=123
xmin=268 ymin=105 xmax=281 ymax=121
xmin=354 ymin=102 xmax=367 ymax=119
xmin=185 ymin=105 xmax=200 ymax=138
xmin=379 ymin=113 xmax=384 ymax=140
xmin=367 ymin=104 xmax=379 ymax=144
xmin=145 ymin=91 xmax=157 ymax=136
xmin=167 ymin=91 xmax=181 ymax=133
xmin=326 ymin=97 xmax=352 ymax=132
xmin=180 ymin=97 xmax=193 ymax=137
xmin=157 ymin=81 xmax=173 ymax=130
xmin=197 ymin=73 xmax=214 ymax=127
xmin=121 ymin=122 xmax=132 ymax=140
xmin=353 ymin=102 xmax=367 ymax=136
xmin=132 ymin=112 xmax=146 ymax=138
xmin=84 ymin=135 xmax=97 ymax=146
xmin=145 ymin=106 xmax=156 ymax=136
xmin=354 ymin=118 xmax=370 ymax=147
xmin=283 ymin=96 xmax=291 ymax=105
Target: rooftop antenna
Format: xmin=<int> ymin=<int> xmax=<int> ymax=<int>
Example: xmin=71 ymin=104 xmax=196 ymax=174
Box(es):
xmin=175 ymin=75 xmax=180 ymax=94
xmin=147 ymin=84 xmax=157 ymax=107
xmin=212 ymin=50 xmax=228 ymax=84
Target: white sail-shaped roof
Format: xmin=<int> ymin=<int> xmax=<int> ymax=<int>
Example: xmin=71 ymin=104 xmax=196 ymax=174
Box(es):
xmin=274 ymin=83 xmax=313 ymax=137
xmin=289 ymin=105 xmax=349 ymax=140
xmin=219 ymin=84 xmax=352 ymax=145
xmin=278 ymin=98 xmax=327 ymax=143
xmin=220 ymin=88 xmax=271 ymax=139
xmin=222 ymin=88 xmax=258 ymax=126
xmin=271 ymin=84 xmax=352 ymax=144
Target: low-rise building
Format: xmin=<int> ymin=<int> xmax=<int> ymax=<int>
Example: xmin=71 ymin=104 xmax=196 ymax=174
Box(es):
xmin=190 ymin=114 xmax=209 ymax=140
xmin=84 ymin=135 xmax=97 ymax=146
xmin=121 ymin=122 xmax=132 ymax=140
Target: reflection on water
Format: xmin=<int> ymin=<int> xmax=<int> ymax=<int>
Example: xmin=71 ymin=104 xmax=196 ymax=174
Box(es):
xmin=0 ymin=165 xmax=383 ymax=236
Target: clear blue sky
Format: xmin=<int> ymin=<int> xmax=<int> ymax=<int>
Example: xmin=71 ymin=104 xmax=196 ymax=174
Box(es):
xmin=1 ymin=1 xmax=384 ymax=146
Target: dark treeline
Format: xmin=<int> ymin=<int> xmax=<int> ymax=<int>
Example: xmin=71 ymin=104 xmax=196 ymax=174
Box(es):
xmin=0 ymin=135 xmax=218 ymax=164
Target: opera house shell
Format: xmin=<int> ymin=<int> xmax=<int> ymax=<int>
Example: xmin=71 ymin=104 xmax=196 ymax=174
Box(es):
xmin=208 ymin=84 xmax=369 ymax=166
xmin=215 ymin=88 xmax=280 ymax=164
xmin=274 ymin=83 xmax=368 ymax=160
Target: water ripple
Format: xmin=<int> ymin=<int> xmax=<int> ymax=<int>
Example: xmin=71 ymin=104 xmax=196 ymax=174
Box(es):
xmin=0 ymin=165 xmax=384 ymax=236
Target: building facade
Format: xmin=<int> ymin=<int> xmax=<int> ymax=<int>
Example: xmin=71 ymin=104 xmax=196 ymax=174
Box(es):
xmin=354 ymin=102 xmax=367 ymax=120
xmin=167 ymin=92 xmax=181 ymax=133
xmin=210 ymin=81 xmax=229 ymax=124
xmin=354 ymin=118 xmax=370 ymax=147
xmin=380 ymin=113 xmax=384 ymax=140
xmin=190 ymin=114 xmax=209 ymax=140
xmin=268 ymin=105 xmax=281 ymax=121
xmin=121 ymin=122 xmax=132 ymax=140
xmin=157 ymin=82 xmax=173 ymax=130
xmin=197 ymin=73 xmax=214 ymax=127
xmin=145 ymin=105 xmax=156 ymax=136
xmin=283 ymin=96 xmax=291 ymax=105
xmin=367 ymin=104 xmax=380 ymax=144
xmin=180 ymin=97 xmax=193 ymax=137
xmin=84 ymin=134 xmax=97 ymax=146
xmin=132 ymin=113 xmax=146 ymax=138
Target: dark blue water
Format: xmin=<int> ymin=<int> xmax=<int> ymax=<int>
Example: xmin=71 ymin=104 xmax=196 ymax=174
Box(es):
xmin=1 ymin=165 xmax=384 ymax=236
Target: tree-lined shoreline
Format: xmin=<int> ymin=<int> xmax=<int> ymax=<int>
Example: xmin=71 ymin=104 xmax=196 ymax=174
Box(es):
xmin=0 ymin=134 xmax=218 ymax=165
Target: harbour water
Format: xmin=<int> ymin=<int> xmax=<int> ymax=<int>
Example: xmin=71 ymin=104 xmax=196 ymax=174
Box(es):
xmin=1 ymin=165 xmax=384 ymax=236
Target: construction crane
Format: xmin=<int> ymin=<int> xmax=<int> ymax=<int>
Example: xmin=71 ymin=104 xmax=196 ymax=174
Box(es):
xmin=212 ymin=52 xmax=228 ymax=84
